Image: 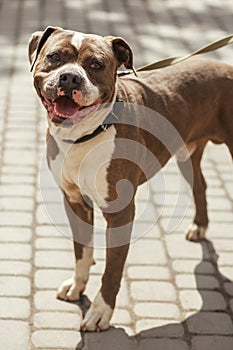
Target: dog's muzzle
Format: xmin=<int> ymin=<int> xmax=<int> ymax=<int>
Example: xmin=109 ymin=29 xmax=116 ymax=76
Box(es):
xmin=41 ymin=91 xmax=101 ymax=126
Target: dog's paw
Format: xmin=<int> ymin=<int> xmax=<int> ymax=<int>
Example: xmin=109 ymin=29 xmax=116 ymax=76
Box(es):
xmin=80 ymin=292 xmax=113 ymax=332
xmin=185 ymin=223 xmax=207 ymax=242
xmin=56 ymin=277 xmax=86 ymax=301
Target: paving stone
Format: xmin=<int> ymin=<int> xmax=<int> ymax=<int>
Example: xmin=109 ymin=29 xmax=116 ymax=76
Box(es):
xmin=135 ymin=201 xmax=158 ymax=223
xmin=0 ymin=320 xmax=29 ymax=350
xmin=0 ymin=297 xmax=30 ymax=318
xmin=172 ymin=260 xmax=214 ymax=274
xmin=35 ymin=237 xmax=73 ymax=250
xmin=0 ymin=184 xmax=34 ymax=197
xmin=191 ymin=336 xmax=233 ymax=350
xmin=212 ymin=239 xmax=233 ymax=252
xmin=0 ymin=212 xmax=33 ymax=226
xmin=81 ymin=327 xmax=137 ymax=350
xmin=36 ymin=225 xmax=64 ymax=237
xmin=34 ymin=291 xmax=79 ymax=312
xmin=35 ymin=269 xmax=72 ymax=289
xmin=219 ymin=266 xmax=233 ymax=280
xmin=224 ymin=282 xmax=233 ymax=296
xmin=208 ymin=223 xmax=233 ymax=238
xmin=36 ymin=203 xmax=69 ymax=226
xmin=196 ymin=291 xmax=226 ymax=311
xmin=176 ymin=274 xmax=219 ymax=289
xmin=137 ymin=338 xmax=189 ymax=350
xmin=208 ymin=199 xmax=232 ymax=210
xmin=136 ymin=319 xmax=184 ymax=337
xmin=0 ymin=243 xmax=31 ymax=260
xmin=111 ymin=308 xmax=132 ymax=325
xmin=130 ymin=281 xmax=176 ymax=302
xmin=34 ymin=311 xmax=80 ymax=329
xmin=179 ymin=290 xmax=202 ymax=311
xmin=131 ymin=221 xmax=162 ymax=239
xmin=127 ymin=239 xmax=167 ymax=265
xmin=32 ymin=330 xmax=81 ymax=348
xmin=0 ymin=197 xmax=34 ymax=210
xmin=127 ymin=266 xmax=170 ymax=280
xmin=219 ymin=252 xmax=233 ymax=266
xmin=37 ymin=187 xmax=63 ymax=204
xmin=165 ymin=235 xmax=204 ymax=259
xmin=1 ymin=165 xmax=35 ymax=175
xmin=134 ymin=302 xmax=180 ymax=318
xmin=36 ymin=204 xmax=54 ymax=225
xmin=0 ymin=227 xmax=32 ymax=242
xmin=230 ymin=299 xmax=233 ymax=312
xmin=186 ymin=312 xmax=233 ymax=334
xmin=207 ymin=187 xmax=226 ymax=197
xmin=0 ymin=276 xmax=31 ymax=297
xmin=0 ymin=261 xmax=31 ymax=275
xmin=3 ymin=150 xmax=36 ymax=165
xmin=35 ymin=251 xmax=74 ymax=268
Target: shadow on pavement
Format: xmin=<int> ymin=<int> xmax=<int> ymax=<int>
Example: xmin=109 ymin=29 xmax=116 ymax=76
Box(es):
xmin=72 ymin=239 xmax=233 ymax=350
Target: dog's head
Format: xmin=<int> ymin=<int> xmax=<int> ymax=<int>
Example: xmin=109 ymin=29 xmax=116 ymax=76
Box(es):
xmin=28 ymin=26 xmax=134 ymax=128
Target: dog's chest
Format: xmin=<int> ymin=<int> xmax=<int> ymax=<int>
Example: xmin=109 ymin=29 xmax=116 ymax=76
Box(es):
xmin=49 ymin=127 xmax=116 ymax=208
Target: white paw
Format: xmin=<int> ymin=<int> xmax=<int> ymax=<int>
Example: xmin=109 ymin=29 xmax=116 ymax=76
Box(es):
xmin=56 ymin=277 xmax=86 ymax=301
xmin=80 ymin=292 xmax=113 ymax=332
xmin=186 ymin=223 xmax=207 ymax=242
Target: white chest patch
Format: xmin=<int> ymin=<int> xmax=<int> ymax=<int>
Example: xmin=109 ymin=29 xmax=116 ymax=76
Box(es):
xmin=50 ymin=126 xmax=116 ymax=208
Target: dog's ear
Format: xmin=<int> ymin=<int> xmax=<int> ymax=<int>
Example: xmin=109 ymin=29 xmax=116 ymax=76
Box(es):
xmin=28 ymin=26 xmax=61 ymax=71
xmin=111 ymin=37 xmax=134 ymax=70
xmin=28 ymin=31 xmax=43 ymax=65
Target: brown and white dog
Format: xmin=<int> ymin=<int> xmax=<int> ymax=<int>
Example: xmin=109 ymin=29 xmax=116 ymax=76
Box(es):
xmin=28 ymin=26 xmax=233 ymax=331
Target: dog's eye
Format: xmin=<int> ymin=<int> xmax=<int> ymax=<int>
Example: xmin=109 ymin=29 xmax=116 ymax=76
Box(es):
xmin=47 ymin=53 xmax=61 ymax=63
xmin=89 ymin=62 xmax=102 ymax=70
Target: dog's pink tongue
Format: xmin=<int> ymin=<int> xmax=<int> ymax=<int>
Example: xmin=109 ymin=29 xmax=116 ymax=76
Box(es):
xmin=54 ymin=96 xmax=79 ymax=117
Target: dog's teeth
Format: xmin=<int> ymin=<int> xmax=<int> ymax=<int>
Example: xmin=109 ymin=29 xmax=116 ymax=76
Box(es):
xmin=57 ymin=113 xmax=68 ymax=119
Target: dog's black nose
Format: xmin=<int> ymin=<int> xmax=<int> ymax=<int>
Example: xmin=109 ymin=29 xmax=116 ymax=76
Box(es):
xmin=59 ymin=72 xmax=83 ymax=91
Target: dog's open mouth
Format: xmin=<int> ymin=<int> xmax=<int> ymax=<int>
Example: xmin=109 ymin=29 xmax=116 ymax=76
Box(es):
xmin=42 ymin=94 xmax=101 ymax=126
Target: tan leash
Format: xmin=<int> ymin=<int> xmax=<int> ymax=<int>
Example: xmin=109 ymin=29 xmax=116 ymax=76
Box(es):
xmin=135 ymin=34 xmax=233 ymax=72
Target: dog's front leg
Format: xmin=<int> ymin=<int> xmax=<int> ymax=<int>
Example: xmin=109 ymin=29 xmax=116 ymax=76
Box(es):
xmin=81 ymin=201 xmax=135 ymax=331
xmin=57 ymin=194 xmax=94 ymax=301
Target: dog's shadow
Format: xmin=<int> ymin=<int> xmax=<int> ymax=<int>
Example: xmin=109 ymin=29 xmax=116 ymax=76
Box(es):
xmin=73 ymin=239 xmax=233 ymax=350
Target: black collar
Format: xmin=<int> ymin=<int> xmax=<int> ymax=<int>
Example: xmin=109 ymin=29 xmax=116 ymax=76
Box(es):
xmin=62 ymin=98 xmax=123 ymax=144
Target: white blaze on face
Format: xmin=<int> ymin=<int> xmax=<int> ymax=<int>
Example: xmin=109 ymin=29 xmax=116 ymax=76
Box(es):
xmin=71 ymin=31 xmax=85 ymax=49
xmin=70 ymin=32 xmax=101 ymax=107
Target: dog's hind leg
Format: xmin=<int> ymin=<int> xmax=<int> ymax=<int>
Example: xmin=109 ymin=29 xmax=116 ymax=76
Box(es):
xmin=177 ymin=142 xmax=209 ymax=242
xmin=57 ymin=193 xmax=95 ymax=301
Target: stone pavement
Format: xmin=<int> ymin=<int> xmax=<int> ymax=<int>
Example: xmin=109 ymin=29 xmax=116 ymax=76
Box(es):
xmin=0 ymin=0 xmax=233 ymax=349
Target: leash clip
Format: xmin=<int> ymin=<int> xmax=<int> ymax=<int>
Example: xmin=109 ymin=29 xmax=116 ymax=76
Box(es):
xmin=101 ymin=124 xmax=108 ymax=131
